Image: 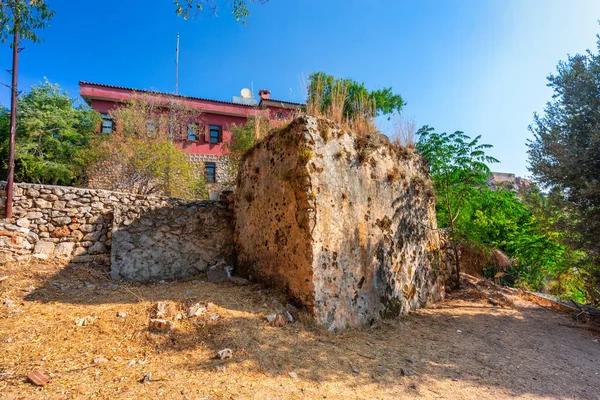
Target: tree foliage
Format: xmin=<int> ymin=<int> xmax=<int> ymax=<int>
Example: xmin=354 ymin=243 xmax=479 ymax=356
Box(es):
xmin=174 ymin=0 xmax=268 ymax=24
xmin=416 ymin=126 xmax=498 ymax=287
xmin=0 ymin=80 xmax=100 ymax=185
xmin=82 ymin=93 xmax=207 ymax=199
xmin=465 ymin=187 xmax=587 ymax=301
xmin=224 ymin=116 xmax=271 ymax=186
xmin=527 ymin=34 xmax=600 ymax=304
xmin=417 ymin=125 xmax=593 ymax=303
xmin=0 ymin=0 xmax=54 ymax=43
xmin=307 ymin=72 xmax=405 ymax=123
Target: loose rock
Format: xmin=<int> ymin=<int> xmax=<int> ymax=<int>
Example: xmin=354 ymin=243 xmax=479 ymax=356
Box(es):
xmin=215 ymin=364 xmax=227 ymax=373
xmin=228 ymin=276 xmax=251 ymax=285
xmin=285 ymin=311 xmax=294 ymax=323
xmin=148 ymin=319 xmax=173 ymax=332
xmin=273 ymin=314 xmax=286 ymax=327
xmin=154 ymin=302 xmax=169 ymax=318
xmin=27 ymin=371 xmax=50 ymax=386
xmin=186 ymin=303 xmax=206 ymax=318
xmin=75 ymin=316 xmax=97 ymax=326
xmin=206 ymin=259 xmax=233 ymax=281
xmin=265 ymin=313 xmax=277 ymax=323
xmin=217 ymin=348 xmax=233 ymax=360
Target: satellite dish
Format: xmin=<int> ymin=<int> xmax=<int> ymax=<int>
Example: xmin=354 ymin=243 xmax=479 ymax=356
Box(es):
xmin=241 ymin=88 xmax=252 ymax=99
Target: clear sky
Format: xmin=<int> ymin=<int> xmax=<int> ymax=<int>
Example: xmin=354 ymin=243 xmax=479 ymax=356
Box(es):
xmin=1 ymin=0 xmax=599 ymax=177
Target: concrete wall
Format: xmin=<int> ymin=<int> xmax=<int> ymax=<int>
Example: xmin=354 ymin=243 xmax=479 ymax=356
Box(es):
xmin=235 ymin=116 xmax=449 ymax=330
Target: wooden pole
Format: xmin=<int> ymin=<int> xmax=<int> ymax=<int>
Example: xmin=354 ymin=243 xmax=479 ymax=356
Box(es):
xmin=5 ymin=25 xmax=19 ymax=219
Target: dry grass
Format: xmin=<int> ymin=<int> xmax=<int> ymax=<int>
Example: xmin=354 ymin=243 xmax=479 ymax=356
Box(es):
xmin=305 ymin=74 xmax=376 ymax=137
xmin=1 ymin=260 xmax=599 ymax=399
xmin=391 ymin=115 xmax=416 ymax=148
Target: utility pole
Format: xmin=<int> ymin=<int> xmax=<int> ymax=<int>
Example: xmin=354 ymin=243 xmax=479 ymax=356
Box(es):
xmin=5 ymin=25 xmax=19 ymax=219
xmin=175 ymin=32 xmax=180 ymax=95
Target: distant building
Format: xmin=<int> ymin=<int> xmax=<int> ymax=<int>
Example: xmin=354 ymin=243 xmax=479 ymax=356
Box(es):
xmin=79 ymin=82 xmax=303 ymax=193
xmin=487 ymin=172 xmax=531 ymax=192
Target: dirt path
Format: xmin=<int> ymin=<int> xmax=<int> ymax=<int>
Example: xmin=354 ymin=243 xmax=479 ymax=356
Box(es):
xmin=0 ymin=261 xmax=599 ymax=399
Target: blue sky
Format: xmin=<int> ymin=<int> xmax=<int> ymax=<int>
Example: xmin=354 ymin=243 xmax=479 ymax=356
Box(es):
xmin=1 ymin=0 xmax=600 ymax=177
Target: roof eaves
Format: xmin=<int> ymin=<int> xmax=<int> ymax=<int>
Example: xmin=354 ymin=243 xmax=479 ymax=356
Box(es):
xmin=78 ymin=81 xmax=256 ymax=108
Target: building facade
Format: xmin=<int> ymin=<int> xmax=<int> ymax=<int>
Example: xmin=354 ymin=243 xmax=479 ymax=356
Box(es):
xmin=79 ymin=82 xmax=303 ymax=194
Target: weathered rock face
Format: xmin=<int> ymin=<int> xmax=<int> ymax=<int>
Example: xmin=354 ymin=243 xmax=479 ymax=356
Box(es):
xmin=111 ymin=201 xmax=234 ymax=281
xmin=235 ymin=116 xmax=448 ymax=330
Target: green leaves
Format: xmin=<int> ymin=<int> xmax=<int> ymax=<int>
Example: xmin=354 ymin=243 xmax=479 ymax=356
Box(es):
xmin=527 ymin=32 xmax=600 ymax=305
xmin=0 ymin=80 xmax=100 ymax=185
xmin=416 ymin=126 xmax=498 ymax=206
xmin=174 ymin=0 xmax=265 ymax=24
xmin=307 ymin=72 xmax=405 ymax=121
xmin=81 ymin=93 xmax=206 ymax=199
xmin=417 ymin=125 xmax=590 ymax=302
xmin=0 ymin=0 xmax=54 ymax=44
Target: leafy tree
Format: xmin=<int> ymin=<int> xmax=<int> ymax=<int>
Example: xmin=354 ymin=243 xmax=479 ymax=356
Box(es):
xmin=0 ymin=81 xmax=100 ymax=185
xmin=527 ymin=34 xmax=600 ymax=304
xmin=463 ymin=187 xmax=587 ymax=300
xmin=416 ymin=126 xmax=498 ymax=287
xmin=224 ymin=116 xmax=271 ymax=186
xmin=174 ymin=0 xmax=268 ymax=24
xmin=307 ymin=72 xmax=405 ymax=125
xmin=83 ymin=93 xmax=207 ymax=199
xmin=0 ymin=0 xmax=54 ymax=43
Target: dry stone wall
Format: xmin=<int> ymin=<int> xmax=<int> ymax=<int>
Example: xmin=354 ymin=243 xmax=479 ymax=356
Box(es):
xmin=0 ymin=183 xmax=234 ymax=281
xmin=0 ymin=182 xmax=131 ymax=263
xmin=235 ymin=116 xmax=449 ymax=330
xmin=111 ymin=201 xmax=233 ymax=281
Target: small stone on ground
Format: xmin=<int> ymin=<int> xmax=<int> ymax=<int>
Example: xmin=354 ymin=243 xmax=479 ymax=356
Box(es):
xmin=217 ymin=348 xmax=232 ymax=360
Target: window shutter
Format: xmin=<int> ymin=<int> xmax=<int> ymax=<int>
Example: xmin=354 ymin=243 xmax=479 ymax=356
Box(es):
xmin=218 ymin=126 xmax=223 ymax=143
xmin=204 ymin=125 xmax=210 ymax=143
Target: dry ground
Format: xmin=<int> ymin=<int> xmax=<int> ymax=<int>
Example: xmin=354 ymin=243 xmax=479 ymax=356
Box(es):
xmin=0 ymin=260 xmax=599 ymax=400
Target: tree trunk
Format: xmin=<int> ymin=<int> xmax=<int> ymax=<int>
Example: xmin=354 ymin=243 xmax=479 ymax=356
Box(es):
xmin=5 ymin=26 xmax=19 ymax=219
xmin=446 ymin=194 xmax=461 ymax=289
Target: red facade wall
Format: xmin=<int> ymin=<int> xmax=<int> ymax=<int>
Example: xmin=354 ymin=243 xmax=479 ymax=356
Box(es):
xmin=82 ymin=82 xmax=302 ymax=157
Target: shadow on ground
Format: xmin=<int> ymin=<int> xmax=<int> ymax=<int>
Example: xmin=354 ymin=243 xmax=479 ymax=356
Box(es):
xmin=2 ymin=260 xmax=599 ymax=399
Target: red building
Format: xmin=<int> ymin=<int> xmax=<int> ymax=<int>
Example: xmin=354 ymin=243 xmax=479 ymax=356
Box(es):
xmin=79 ymin=81 xmax=303 ymax=191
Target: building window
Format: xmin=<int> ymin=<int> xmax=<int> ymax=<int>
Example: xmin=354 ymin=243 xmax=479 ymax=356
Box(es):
xmin=187 ymin=123 xmax=198 ymax=141
xmin=276 ymin=111 xmax=284 ymax=120
xmin=209 ymin=125 xmax=221 ymax=144
xmin=205 ymin=162 xmax=216 ymax=182
xmin=101 ymin=114 xmax=113 ymax=134
xmin=146 ymin=118 xmax=156 ymax=132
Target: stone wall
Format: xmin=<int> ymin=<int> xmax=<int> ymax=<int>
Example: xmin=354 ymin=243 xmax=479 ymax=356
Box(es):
xmin=0 ymin=182 xmax=140 ymax=263
xmin=188 ymin=153 xmax=233 ymax=193
xmin=235 ymin=116 xmax=449 ymax=330
xmin=0 ymin=183 xmax=234 ymax=280
xmin=111 ymin=201 xmax=234 ymax=281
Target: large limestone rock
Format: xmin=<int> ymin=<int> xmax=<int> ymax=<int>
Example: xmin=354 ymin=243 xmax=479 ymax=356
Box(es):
xmin=234 ymin=116 xmax=447 ymax=330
